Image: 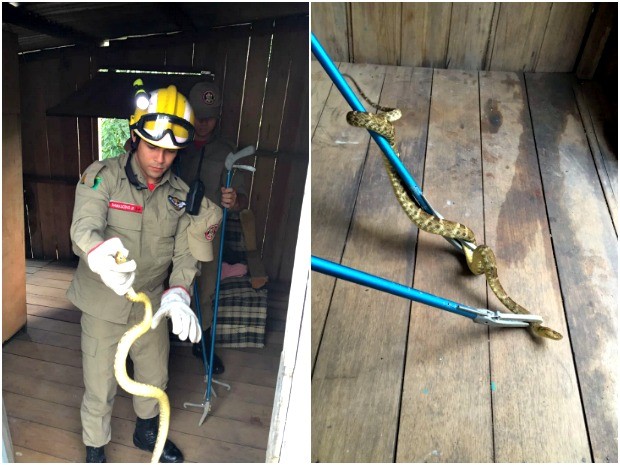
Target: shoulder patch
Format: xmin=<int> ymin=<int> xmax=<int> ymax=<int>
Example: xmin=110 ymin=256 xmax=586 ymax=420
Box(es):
xmin=80 ymin=161 xmax=106 ymax=188
xmin=168 ymin=195 xmax=186 ymax=210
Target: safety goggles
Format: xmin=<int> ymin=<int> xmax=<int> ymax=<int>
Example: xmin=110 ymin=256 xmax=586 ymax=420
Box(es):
xmin=130 ymin=113 xmax=195 ymax=148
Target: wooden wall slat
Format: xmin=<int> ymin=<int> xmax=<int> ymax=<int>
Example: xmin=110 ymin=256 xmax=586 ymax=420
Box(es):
xmin=489 ymin=3 xmax=552 ymax=71
xmin=575 ymin=81 xmax=618 ymax=232
xmin=219 ymin=27 xmax=252 ymax=145
xmin=535 ymin=3 xmax=593 ymax=72
xmin=251 ymin=18 xmax=298 ymax=258
xmin=258 ymin=20 xmax=298 ymax=153
xmin=21 ymin=60 xmax=50 ymax=179
xmin=23 ymin=181 xmax=43 ymax=259
xmin=262 ymin=18 xmax=309 ymax=281
xmin=276 ymin=157 xmax=308 ymax=282
xmin=313 ymin=2 xmax=609 ymax=75
xmin=577 ymin=2 xmax=617 ymax=79
xmin=163 ymin=43 xmax=194 ymax=68
xmin=77 ymin=117 xmax=96 ymax=176
xmin=350 ymin=3 xmax=401 ymax=65
xmin=193 ymin=34 xmax=226 ymax=78
xmin=258 ymin=159 xmax=291 ymax=280
xmin=311 ymin=2 xmax=350 ymax=63
xmin=446 ymin=3 xmax=496 ymax=70
xmin=526 ymin=72 xmax=618 ymax=463
xmin=237 ymin=22 xmax=274 ymax=150
xmin=401 ymin=2 xmax=452 ymax=68
xmin=277 ymin=18 xmax=309 ymax=157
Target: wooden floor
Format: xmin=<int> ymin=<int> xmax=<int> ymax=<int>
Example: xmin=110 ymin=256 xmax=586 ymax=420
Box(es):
xmin=3 ymin=260 xmax=287 ymax=463
xmin=311 ymin=62 xmax=617 ymax=463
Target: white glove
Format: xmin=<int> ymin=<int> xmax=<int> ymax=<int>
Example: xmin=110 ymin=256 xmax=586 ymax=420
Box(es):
xmin=87 ymin=237 xmax=137 ymax=296
xmin=152 ymin=287 xmax=202 ymax=343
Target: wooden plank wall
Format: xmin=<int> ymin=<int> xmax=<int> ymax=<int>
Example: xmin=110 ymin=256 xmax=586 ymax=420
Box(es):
xmin=312 ymin=3 xmax=612 ymax=74
xmin=18 ymin=15 xmax=308 ymax=285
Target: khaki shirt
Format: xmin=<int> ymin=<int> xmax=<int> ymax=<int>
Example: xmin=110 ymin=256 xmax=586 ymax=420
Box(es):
xmin=176 ymin=137 xmax=247 ymax=205
xmin=67 ymin=152 xmax=222 ymax=324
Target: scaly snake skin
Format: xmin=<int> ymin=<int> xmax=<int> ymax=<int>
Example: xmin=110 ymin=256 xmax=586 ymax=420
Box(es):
xmin=342 ymin=74 xmax=562 ymax=340
xmin=114 ymin=252 xmax=170 ymax=463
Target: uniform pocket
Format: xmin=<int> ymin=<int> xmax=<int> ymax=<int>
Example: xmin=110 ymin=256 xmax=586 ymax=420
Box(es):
xmin=81 ymin=333 xmax=98 ymax=357
xmin=107 ymin=205 xmax=143 ymax=231
xmin=154 ymin=219 xmax=176 ymax=259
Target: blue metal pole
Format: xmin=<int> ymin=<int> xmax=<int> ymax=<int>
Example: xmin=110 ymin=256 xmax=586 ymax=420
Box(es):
xmin=193 ymin=280 xmax=210 ymax=376
xmin=311 ymin=256 xmax=479 ymax=320
xmin=206 ymin=170 xmax=233 ymax=402
xmin=311 ymin=32 xmax=432 ymax=214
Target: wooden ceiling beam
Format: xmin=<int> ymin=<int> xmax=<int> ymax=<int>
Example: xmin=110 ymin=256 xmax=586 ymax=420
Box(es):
xmin=2 ymin=3 xmax=103 ymax=47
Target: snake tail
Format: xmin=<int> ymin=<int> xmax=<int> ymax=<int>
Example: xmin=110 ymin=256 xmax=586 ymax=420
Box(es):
xmin=113 ymin=256 xmax=171 ymax=463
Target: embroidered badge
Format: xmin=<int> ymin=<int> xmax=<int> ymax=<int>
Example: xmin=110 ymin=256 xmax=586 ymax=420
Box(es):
xmin=203 ymin=90 xmax=215 ymax=105
xmin=205 ymin=224 xmax=219 ymax=241
xmin=168 ymin=195 xmax=186 ymax=210
xmin=109 ymin=200 xmax=143 ymax=213
xmin=80 ymin=174 xmax=102 ymax=189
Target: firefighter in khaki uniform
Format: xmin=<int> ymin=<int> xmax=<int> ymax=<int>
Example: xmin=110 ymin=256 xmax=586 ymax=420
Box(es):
xmin=176 ymin=81 xmax=249 ymax=372
xmin=67 ymin=85 xmax=222 ymax=463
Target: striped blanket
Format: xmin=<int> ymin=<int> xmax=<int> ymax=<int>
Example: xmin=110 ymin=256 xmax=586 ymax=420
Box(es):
xmin=214 ymin=213 xmax=267 ymax=348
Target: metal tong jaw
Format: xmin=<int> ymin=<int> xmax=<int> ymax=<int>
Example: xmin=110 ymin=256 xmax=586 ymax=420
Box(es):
xmin=457 ymin=304 xmax=544 ymax=328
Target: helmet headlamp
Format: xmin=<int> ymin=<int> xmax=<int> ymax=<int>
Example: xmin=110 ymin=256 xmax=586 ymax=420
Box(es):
xmin=133 ymin=79 xmax=150 ymax=110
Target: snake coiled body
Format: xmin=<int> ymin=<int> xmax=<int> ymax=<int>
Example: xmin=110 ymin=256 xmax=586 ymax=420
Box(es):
xmin=114 ymin=254 xmax=170 ymax=463
xmin=343 ymin=74 xmax=562 ymax=340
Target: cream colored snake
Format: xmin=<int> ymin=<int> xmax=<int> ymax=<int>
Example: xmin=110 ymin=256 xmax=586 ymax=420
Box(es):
xmin=114 ymin=252 xmax=170 ymax=462
xmin=342 ymin=74 xmax=562 ymax=340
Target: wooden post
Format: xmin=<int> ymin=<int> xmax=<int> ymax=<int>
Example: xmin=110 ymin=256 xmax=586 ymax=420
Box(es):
xmin=2 ymin=30 xmax=27 ymax=342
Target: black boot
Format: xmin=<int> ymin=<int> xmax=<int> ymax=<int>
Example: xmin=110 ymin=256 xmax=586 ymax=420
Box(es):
xmin=192 ymin=329 xmax=225 ymax=374
xmin=85 ymin=446 xmax=106 ymax=463
xmin=133 ymin=416 xmax=183 ymax=463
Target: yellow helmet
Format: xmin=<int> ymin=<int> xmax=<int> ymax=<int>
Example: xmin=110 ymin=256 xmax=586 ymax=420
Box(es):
xmin=129 ymin=85 xmax=195 ymax=150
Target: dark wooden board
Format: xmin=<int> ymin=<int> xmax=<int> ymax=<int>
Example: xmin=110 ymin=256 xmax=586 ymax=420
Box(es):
xmin=480 ymin=71 xmax=589 ymax=462
xmin=526 ymin=72 xmax=618 ymax=463
xmin=310 ymin=62 xmax=384 ymax=365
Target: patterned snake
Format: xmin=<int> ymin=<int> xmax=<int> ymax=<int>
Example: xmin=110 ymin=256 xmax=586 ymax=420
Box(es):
xmin=342 ymin=74 xmax=562 ymax=340
xmin=114 ymin=252 xmax=170 ymax=463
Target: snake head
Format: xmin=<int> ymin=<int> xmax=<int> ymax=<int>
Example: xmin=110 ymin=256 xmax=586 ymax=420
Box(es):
xmin=534 ymin=324 xmax=563 ymax=341
xmin=114 ymin=251 xmax=127 ymax=265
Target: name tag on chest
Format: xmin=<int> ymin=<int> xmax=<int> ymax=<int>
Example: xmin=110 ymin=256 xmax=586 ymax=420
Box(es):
xmin=109 ymin=200 xmax=143 ymax=214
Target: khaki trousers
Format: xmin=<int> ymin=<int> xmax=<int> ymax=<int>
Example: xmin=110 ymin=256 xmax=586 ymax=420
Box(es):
xmin=80 ymin=302 xmax=169 ymax=447
xmin=193 ymin=229 xmax=220 ymax=330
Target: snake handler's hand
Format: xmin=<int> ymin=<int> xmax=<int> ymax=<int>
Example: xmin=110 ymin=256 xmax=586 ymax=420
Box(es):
xmin=152 ymin=287 xmax=202 ymax=343
xmin=87 ymin=238 xmax=136 ymax=296
xmin=220 ymin=187 xmax=237 ymax=209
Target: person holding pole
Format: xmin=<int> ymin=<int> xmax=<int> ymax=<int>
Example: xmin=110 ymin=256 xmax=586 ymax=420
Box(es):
xmin=176 ymin=80 xmax=249 ymax=373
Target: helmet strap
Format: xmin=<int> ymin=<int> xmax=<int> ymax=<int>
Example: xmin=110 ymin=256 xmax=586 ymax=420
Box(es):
xmin=130 ymin=133 xmax=139 ymax=152
xmin=125 ymin=151 xmax=148 ymax=191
